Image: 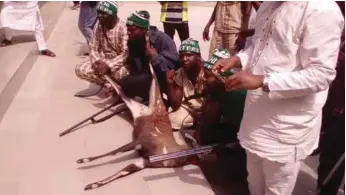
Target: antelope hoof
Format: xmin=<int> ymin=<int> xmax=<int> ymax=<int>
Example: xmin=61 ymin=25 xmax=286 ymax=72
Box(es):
xmin=84 ymin=183 xmax=101 ymax=191
xmin=77 ymin=158 xmax=91 ymax=164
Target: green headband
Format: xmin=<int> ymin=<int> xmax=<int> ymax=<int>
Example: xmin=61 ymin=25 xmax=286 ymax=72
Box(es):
xmin=179 ymin=38 xmax=200 ymax=54
xmin=97 ymin=1 xmax=118 ymax=16
xmin=204 ymin=48 xmax=234 ymax=76
xmin=126 ymin=10 xmax=150 ymax=29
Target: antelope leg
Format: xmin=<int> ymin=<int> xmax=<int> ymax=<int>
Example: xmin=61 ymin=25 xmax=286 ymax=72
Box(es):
xmin=84 ymin=159 xmax=147 ymax=191
xmin=77 ymin=141 xmax=140 ymax=164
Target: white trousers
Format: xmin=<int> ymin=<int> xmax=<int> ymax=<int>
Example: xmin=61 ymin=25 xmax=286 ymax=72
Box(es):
xmin=2 ymin=15 xmax=47 ymax=51
xmin=246 ymin=150 xmax=301 ymax=195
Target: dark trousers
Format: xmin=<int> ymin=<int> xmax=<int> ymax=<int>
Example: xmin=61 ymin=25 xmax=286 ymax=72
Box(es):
xmin=317 ymin=114 xmax=345 ymax=195
xmin=163 ymin=22 xmax=189 ymax=42
xmin=119 ymin=71 xmax=167 ymax=103
xmin=119 ymin=72 xmax=152 ymax=101
xmin=78 ymin=1 xmax=97 ymax=44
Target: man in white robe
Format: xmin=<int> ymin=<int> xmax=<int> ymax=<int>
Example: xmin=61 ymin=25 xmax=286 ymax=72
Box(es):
xmin=0 ymin=1 xmax=55 ymax=57
xmin=212 ymin=1 xmax=344 ymax=194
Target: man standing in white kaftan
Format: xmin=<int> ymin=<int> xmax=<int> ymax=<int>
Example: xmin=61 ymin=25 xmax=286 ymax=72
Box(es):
xmin=212 ymin=1 xmax=344 ymax=195
xmin=0 ymin=1 xmax=55 ymax=57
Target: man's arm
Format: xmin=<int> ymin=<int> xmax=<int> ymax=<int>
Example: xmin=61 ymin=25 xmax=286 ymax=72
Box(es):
xmin=166 ymin=81 xmax=184 ymax=111
xmin=240 ymin=2 xmax=252 ymax=31
xmin=207 ymin=3 xmax=218 ymax=26
xmin=103 ymin=26 xmax=129 ymax=71
xmin=267 ymin=9 xmax=344 ymax=100
xmin=252 ymin=1 xmax=262 ymax=11
xmin=151 ymin=34 xmax=179 ymax=71
xmin=89 ymin=21 xmax=102 ymax=64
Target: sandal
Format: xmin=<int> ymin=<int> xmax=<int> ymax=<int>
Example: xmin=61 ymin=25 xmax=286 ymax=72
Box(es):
xmin=74 ymin=85 xmax=104 ymax=98
xmin=40 ymin=49 xmax=56 ymax=57
xmin=0 ymin=39 xmax=12 ymax=47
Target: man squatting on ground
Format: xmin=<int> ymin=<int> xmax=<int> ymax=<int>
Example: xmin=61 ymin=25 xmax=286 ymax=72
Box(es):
xmin=121 ymin=10 xmax=179 ymax=102
xmin=75 ymin=1 xmax=129 ymax=96
xmin=165 ymin=38 xmax=205 ymax=130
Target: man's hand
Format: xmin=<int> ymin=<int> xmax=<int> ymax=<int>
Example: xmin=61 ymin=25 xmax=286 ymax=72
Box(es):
xmin=204 ymin=70 xmax=224 ymax=92
xmin=212 ymin=56 xmax=241 ymax=74
xmin=202 ymin=25 xmax=211 ymax=41
xmin=224 ymin=71 xmax=264 ymax=91
xmin=234 ymin=36 xmax=246 ymax=52
xmin=92 ymin=60 xmax=110 ymax=76
xmin=146 ymin=42 xmax=158 ymax=59
xmin=166 ymin=69 xmax=176 ymax=84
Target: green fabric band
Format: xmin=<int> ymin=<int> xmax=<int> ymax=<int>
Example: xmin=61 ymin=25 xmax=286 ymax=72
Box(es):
xmin=179 ymin=38 xmax=200 ymax=54
xmin=126 ymin=10 xmax=150 ymax=29
xmin=97 ymin=1 xmax=118 ymax=16
xmin=204 ymin=48 xmax=234 ymax=76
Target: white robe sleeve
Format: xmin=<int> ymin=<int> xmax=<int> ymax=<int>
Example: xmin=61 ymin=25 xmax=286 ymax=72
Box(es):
xmin=236 ymin=41 xmax=255 ymax=70
xmin=267 ymin=8 xmax=344 ymax=100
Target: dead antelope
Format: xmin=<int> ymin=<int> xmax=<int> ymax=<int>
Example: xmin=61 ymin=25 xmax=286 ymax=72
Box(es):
xmin=77 ymin=63 xmax=192 ymax=191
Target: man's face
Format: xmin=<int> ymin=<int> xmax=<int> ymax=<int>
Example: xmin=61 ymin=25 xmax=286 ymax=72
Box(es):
xmin=97 ymin=11 xmax=115 ymax=28
xmin=126 ymin=25 xmax=146 ymax=41
xmin=179 ymin=52 xmax=200 ymax=70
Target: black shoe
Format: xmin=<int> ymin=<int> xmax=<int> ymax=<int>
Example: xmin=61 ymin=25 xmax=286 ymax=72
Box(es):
xmin=0 ymin=39 xmax=12 ymax=47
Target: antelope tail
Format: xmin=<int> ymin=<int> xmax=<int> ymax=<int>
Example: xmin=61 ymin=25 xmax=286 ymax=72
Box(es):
xmin=84 ymin=158 xmax=148 ymax=191
xmin=76 ymin=140 xmax=140 ymax=164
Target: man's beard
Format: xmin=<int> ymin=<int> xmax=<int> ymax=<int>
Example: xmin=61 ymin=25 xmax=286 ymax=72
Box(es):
xmin=128 ymin=36 xmax=146 ymax=56
xmin=127 ymin=36 xmax=150 ymax=73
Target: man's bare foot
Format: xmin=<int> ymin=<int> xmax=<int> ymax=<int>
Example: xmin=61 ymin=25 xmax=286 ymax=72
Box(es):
xmin=0 ymin=39 xmax=12 ymax=47
xmin=40 ymin=49 xmax=56 ymax=57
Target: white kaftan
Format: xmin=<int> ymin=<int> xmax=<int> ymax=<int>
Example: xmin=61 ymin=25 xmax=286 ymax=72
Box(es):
xmin=235 ymin=1 xmax=344 ymax=194
xmin=0 ymin=1 xmax=47 ymax=50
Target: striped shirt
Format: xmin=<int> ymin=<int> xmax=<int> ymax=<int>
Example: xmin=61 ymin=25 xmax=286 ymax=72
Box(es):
xmin=160 ymin=1 xmax=188 ymax=24
xmin=89 ymin=19 xmax=128 ymax=71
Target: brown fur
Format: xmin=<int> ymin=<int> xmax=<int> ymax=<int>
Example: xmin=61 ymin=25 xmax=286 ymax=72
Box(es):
xmin=78 ymin=63 xmax=190 ymax=191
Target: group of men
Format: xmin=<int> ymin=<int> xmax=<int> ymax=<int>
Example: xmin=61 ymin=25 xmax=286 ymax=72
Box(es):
xmin=75 ymin=1 xmax=345 ymax=195
xmin=0 ymin=1 xmax=344 ymax=195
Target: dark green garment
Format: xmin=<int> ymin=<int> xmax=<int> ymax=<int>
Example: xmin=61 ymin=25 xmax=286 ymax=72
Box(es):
xmin=199 ymin=89 xmax=246 ymax=145
xmin=220 ymin=89 xmax=246 ymax=129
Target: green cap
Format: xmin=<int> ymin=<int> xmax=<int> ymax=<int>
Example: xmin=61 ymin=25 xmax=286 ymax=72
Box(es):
xmin=179 ymin=38 xmax=201 ymax=54
xmin=97 ymin=1 xmax=118 ymax=16
xmin=126 ymin=10 xmax=150 ymax=29
xmin=204 ymin=48 xmax=235 ymax=77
